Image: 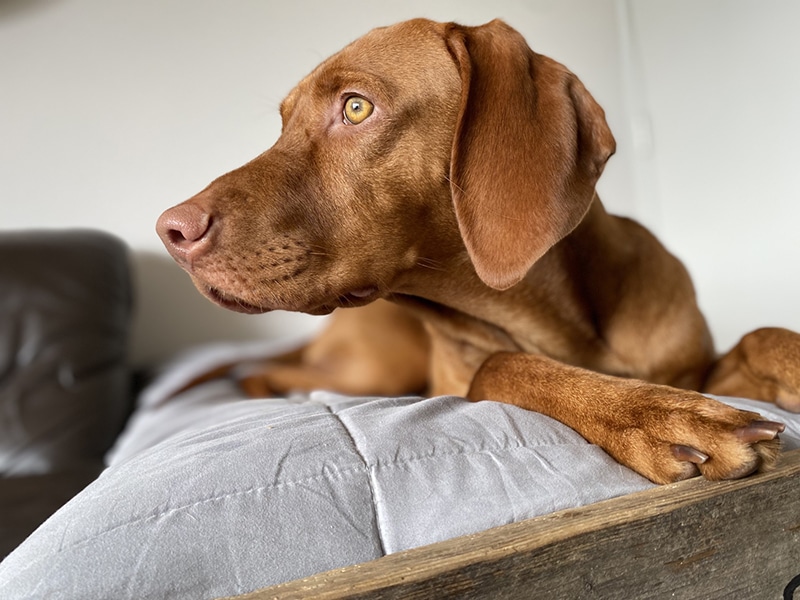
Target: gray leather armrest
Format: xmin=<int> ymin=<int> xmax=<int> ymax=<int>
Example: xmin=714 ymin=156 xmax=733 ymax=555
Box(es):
xmin=0 ymin=230 xmax=133 ymax=475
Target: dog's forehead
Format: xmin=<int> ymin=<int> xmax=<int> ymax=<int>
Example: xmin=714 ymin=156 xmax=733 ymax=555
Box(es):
xmin=306 ymin=20 xmax=453 ymax=94
xmin=338 ymin=18 xmax=447 ymax=62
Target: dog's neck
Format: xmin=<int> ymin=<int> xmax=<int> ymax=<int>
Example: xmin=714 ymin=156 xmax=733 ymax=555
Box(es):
xmin=391 ymin=198 xmax=625 ymax=373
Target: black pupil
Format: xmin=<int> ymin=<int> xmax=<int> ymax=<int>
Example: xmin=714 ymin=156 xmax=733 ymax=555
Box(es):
xmin=351 ymin=100 xmax=362 ymax=113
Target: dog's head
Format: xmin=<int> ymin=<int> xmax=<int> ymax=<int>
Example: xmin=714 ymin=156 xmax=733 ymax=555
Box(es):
xmin=157 ymin=19 xmax=615 ymax=315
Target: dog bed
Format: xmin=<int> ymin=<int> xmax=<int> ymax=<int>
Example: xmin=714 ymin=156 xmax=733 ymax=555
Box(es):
xmin=1 ymin=338 xmax=799 ymax=599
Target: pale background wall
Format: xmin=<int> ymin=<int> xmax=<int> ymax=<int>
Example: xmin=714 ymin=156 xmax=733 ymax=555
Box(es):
xmin=627 ymin=0 xmax=800 ymax=358
xmin=1 ymin=0 xmax=797 ymax=366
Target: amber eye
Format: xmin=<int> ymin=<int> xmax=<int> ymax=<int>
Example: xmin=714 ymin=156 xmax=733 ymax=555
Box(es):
xmin=343 ymin=96 xmax=374 ymax=125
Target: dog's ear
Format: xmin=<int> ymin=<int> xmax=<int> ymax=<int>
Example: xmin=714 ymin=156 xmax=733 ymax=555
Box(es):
xmin=445 ymin=20 xmax=616 ymax=290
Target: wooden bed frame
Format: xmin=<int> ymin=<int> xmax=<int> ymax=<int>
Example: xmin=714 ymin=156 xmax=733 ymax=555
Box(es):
xmin=224 ymin=448 xmax=800 ymax=599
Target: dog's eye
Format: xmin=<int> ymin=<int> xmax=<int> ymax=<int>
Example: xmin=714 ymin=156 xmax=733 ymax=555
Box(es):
xmin=343 ymin=96 xmax=374 ymax=125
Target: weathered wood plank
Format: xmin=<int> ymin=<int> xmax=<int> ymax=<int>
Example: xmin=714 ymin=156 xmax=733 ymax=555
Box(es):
xmin=224 ymin=448 xmax=800 ymax=600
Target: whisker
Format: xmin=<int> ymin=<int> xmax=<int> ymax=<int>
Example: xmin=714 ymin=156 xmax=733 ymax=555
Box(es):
xmin=306 ymin=243 xmax=331 ymax=257
xmin=375 ymin=274 xmax=391 ymax=293
xmin=444 ymin=174 xmax=466 ymax=196
xmin=416 ymin=257 xmax=446 ymax=271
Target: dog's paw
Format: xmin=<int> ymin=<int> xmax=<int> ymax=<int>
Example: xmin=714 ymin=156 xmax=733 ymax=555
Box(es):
xmin=610 ymin=393 xmax=784 ymax=484
xmin=468 ymin=352 xmax=786 ymax=485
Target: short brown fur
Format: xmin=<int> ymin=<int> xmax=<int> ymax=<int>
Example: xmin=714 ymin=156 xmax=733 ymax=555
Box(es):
xmin=157 ymin=19 xmax=799 ymax=484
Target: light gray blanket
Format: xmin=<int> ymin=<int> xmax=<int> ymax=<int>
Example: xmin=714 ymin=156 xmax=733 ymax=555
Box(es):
xmin=2 ymin=340 xmax=798 ymax=600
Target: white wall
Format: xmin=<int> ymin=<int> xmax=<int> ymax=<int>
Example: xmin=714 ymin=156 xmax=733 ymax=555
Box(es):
xmin=1 ymin=0 xmax=796 ymax=365
xmin=628 ymin=0 xmax=800 ymax=350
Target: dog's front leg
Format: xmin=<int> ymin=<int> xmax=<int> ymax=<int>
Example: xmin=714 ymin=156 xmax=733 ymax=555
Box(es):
xmin=239 ymin=301 xmax=431 ymax=398
xmin=467 ymin=352 xmax=784 ymax=484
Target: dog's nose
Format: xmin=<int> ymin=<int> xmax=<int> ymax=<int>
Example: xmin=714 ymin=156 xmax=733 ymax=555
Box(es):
xmin=156 ymin=202 xmax=212 ymax=264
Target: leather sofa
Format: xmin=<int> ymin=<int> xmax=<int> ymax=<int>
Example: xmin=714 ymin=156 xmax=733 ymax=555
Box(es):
xmin=0 ymin=229 xmax=134 ymax=558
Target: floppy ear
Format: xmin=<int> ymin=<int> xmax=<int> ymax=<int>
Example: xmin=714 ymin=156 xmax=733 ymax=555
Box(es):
xmin=445 ymin=20 xmax=616 ymax=290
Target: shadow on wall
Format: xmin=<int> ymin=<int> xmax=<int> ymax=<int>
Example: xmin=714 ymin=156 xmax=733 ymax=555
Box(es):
xmin=0 ymin=0 xmax=63 ymax=21
xmin=129 ymin=251 xmax=324 ymax=367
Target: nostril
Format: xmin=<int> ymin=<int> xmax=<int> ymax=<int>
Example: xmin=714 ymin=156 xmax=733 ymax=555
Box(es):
xmin=156 ymin=203 xmax=213 ymax=254
xmin=166 ymin=227 xmax=190 ymax=246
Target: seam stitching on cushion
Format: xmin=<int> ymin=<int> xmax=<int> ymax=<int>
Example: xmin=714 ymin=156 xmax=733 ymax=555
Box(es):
xmin=363 ymin=440 xmax=585 ymax=468
xmin=326 ymin=406 xmax=387 ymax=556
xmin=54 ymin=440 xmax=592 ymax=553
xmin=58 ymin=463 xmax=370 ymax=553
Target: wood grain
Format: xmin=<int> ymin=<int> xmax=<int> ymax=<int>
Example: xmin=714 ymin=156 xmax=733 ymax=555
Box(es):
xmin=223 ymin=448 xmax=800 ymax=600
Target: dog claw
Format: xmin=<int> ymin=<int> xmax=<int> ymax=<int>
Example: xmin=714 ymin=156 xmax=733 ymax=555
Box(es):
xmin=736 ymin=420 xmax=785 ymax=443
xmin=671 ymin=444 xmax=709 ymax=464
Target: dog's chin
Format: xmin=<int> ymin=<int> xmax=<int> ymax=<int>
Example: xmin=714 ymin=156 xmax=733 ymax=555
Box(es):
xmin=203 ymin=285 xmax=271 ymax=315
xmin=200 ymin=282 xmax=383 ymax=316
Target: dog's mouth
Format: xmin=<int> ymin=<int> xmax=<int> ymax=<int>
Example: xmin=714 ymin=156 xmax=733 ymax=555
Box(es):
xmin=306 ymin=286 xmax=382 ymax=315
xmin=339 ymin=286 xmax=380 ymax=305
xmin=203 ymin=284 xmax=382 ymax=316
xmin=204 ymin=285 xmax=270 ymax=315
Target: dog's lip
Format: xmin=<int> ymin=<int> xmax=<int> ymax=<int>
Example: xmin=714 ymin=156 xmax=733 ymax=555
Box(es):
xmin=202 ymin=283 xmax=382 ymax=316
xmin=310 ymin=286 xmax=382 ymax=314
xmin=338 ymin=286 xmax=381 ymax=306
xmin=349 ymin=287 xmax=377 ymax=298
xmin=204 ymin=286 xmax=270 ymax=315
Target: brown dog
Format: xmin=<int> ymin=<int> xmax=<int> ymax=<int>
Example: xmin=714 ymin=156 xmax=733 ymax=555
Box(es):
xmin=156 ymin=19 xmax=800 ymax=484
